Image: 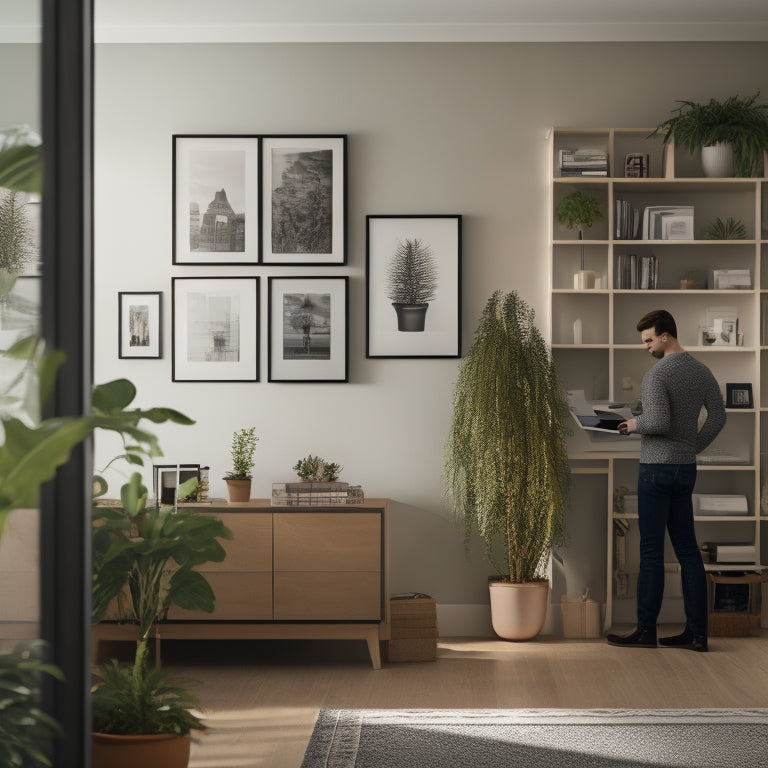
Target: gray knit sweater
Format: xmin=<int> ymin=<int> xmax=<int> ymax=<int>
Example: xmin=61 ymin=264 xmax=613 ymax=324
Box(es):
xmin=634 ymin=352 xmax=726 ymax=464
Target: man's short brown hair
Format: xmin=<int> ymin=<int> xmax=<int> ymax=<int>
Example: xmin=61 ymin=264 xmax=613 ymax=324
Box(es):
xmin=637 ymin=309 xmax=677 ymax=338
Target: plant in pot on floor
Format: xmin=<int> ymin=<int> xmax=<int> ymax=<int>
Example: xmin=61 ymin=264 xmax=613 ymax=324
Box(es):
xmin=648 ymin=91 xmax=768 ymax=177
xmin=91 ymin=470 xmax=233 ymax=768
xmin=443 ymin=290 xmax=571 ymax=641
xmin=386 ymin=237 xmax=438 ymax=332
xmin=223 ymin=427 xmax=259 ymax=502
xmin=555 ymin=190 xmax=603 ymax=289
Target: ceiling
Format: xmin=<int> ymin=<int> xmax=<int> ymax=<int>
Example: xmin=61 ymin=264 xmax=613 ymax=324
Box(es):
xmin=4 ymin=0 xmax=768 ymax=43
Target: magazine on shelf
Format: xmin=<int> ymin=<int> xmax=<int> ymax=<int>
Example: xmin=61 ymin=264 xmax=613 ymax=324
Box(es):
xmin=642 ymin=206 xmax=694 ymax=240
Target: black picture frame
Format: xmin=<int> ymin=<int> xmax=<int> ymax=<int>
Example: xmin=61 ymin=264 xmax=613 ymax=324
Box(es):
xmin=172 ymin=276 xmax=260 ymax=382
xmin=267 ymin=275 xmax=349 ymax=382
xmin=152 ymin=464 xmax=200 ymax=504
xmin=172 ymin=134 xmax=261 ymax=265
xmin=118 ymin=291 xmax=162 ymax=359
xmin=261 ymin=135 xmax=347 ymax=265
xmin=366 ymin=214 xmax=462 ymax=358
xmin=726 ymin=382 xmax=753 ymax=409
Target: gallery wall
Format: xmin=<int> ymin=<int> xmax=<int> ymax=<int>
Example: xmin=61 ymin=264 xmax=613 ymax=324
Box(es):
xmin=90 ymin=41 xmax=768 ymax=634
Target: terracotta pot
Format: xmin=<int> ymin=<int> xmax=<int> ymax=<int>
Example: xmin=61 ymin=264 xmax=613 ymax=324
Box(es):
xmin=488 ymin=580 xmax=549 ymax=641
xmin=92 ymin=733 xmax=190 ymax=768
xmin=225 ymin=477 xmax=251 ymax=503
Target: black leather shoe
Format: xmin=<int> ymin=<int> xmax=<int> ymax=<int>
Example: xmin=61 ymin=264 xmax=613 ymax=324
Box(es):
xmin=659 ymin=631 xmax=708 ymax=652
xmin=606 ymin=628 xmax=657 ymax=647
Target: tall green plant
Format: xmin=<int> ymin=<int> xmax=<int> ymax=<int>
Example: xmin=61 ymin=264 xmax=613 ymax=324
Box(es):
xmin=648 ymin=91 xmax=768 ymax=177
xmin=444 ymin=290 xmax=570 ymax=583
xmin=225 ymin=427 xmax=259 ymax=479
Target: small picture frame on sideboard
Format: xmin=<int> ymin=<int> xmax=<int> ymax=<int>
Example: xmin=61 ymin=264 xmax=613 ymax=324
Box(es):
xmin=726 ymin=383 xmax=753 ymax=409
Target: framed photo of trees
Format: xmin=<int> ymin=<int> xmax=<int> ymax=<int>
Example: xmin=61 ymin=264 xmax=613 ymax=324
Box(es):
xmin=366 ymin=214 xmax=462 ymax=358
xmin=267 ymin=276 xmax=348 ymax=382
xmin=261 ymin=135 xmax=346 ymax=265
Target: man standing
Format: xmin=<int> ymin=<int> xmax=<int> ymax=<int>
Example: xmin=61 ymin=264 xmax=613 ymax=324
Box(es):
xmin=607 ymin=309 xmax=726 ymax=652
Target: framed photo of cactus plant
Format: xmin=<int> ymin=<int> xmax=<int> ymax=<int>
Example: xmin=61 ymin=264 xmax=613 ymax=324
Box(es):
xmin=261 ymin=135 xmax=347 ymax=265
xmin=366 ymin=214 xmax=462 ymax=358
xmin=267 ymin=275 xmax=349 ymax=382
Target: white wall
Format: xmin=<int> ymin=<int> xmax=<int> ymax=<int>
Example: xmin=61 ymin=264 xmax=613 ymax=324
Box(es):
xmin=93 ymin=41 xmax=768 ymax=633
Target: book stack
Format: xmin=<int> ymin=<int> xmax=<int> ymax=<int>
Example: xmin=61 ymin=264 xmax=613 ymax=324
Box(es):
xmin=271 ymin=481 xmax=365 ymax=506
xmin=558 ymin=147 xmax=608 ymax=177
xmin=616 ymin=252 xmax=658 ymax=289
xmin=615 ymin=198 xmax=641 ymax=239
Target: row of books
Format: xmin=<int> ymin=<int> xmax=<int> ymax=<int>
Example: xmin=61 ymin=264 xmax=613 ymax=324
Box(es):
xmin=271 ymin=481 xmax=365 ymax=507
xmin=616 ymin=252 xmax=658 ymax=290
xmin=615 ymin=198 xmax=642 ymax=240
xmin=558 ymin=147 xmax=608 ymax=177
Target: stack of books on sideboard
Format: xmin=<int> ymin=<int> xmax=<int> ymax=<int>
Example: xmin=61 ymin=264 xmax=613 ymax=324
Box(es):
xmin=271 ymin=481 xmax=365 ymax=506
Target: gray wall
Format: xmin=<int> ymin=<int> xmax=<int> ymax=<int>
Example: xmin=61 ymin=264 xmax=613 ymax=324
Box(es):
xmin=90 ymin=41 xmax=768 ymax=633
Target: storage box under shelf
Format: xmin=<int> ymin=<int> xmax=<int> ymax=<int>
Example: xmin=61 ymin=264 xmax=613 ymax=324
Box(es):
xmin=707 ymin=572 xmax=768 ymax=637
xmin=384 ymin=594 xmax=438 ymax=662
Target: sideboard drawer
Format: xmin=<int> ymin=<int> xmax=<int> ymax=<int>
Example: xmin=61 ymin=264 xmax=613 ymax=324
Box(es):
xmin=274 ymin=571 xmax=381 ymax=620
xmin=167 ymin=572 xmax=272 ymax=620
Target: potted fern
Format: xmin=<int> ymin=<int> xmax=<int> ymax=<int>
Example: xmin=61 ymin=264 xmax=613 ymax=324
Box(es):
xmin=223 ymin=427 xmax=259 ymax=502
xmin=386 ymin=237 xmax=438 ymax=332
xmin=444 ymin=290 xmax=570 ymax=640
xmin=648 ymin=91 xmax=768 ymax=177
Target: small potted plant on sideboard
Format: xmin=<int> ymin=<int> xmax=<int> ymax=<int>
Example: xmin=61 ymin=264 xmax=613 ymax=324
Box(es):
xmin=224 ymin=427 xmax=259 ymax=503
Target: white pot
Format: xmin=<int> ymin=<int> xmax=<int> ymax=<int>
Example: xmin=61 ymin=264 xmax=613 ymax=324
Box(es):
xmin=489 ymin=580 xmax=549 ymax=641
xmin=573 ymin=269 xmax=596 ymax=290
xmin=701 ymin=142 xmax=734 ymax=178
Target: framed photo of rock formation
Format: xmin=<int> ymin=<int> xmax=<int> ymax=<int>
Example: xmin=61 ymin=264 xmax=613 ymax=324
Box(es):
xmin=173 ymin=135 xmax=260 ymax=265
xmin=366 ymin=214 xmax=462 ymax=358
xmin=118 ymin=291 xmax=162 ymax=359
xmin=261 ymin=135 xmax=347 ymax=265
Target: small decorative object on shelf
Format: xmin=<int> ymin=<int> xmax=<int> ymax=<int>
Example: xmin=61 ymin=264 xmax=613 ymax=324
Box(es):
xmin=558 ymin=146 xmax=608 ymax=177
xmin=624 ymin=153 xmax=649 ymax=178
xmin=725 ymin=382 xmax=753 ymax=409
xmin=224 ymin=427 xmax=259 ymax=503
xmin=704 ymin=216 xmax=747 ymax=240
xmin=272 ymin=454 xmax=363 ymax=506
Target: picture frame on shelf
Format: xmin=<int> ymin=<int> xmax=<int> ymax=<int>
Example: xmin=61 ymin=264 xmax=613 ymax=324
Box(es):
xmin=152 ymin=464 xmax=200 ymax=505
xmin=118 ymin=291 xmax=162 ymax=359
xmin=366 ymin=214 xmax=462 ymax=359
xmin=172 ymin=134 xmax=260 ymax=265
xmin=726 ymin=383 xmax=753 ymax=409
xmin=172 ymin=276 xmax=260 ymax=382
xmin=267 ymin=275 xmax=348 ymax=382
xmin=261 ymin=135 xmax=346 ymax=265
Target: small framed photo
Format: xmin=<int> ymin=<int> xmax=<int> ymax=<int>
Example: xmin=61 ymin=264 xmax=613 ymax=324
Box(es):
xmin=152 ymin=464 xmax=200 ymax=505
xmin=726 ymin=383 xmax=753 ymax=409
xmin=261 ymin=135 xmax=346 ymax=265
xmin=118 ymin=291 xmax=162 ymax=359
xmin=268 ymin=276 xmax=348 ymax=382
xmin=172 ymin=276 xmax=260 ymax=382
xmin=366 ymin=214 xmax=462 ymax=358
xmin=173 ymin=135 xmax=260 ymax=265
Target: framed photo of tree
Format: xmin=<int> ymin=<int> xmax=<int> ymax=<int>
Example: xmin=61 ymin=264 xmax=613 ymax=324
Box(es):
xmin=261 ymin=135 xmax=346 ymax=265
xmin=118 ymin=291 xmax=162 ymax=359
xmin=267 ymin=276 xmax=348 ymax=382
xmin=172 ymin=135 xmax=260 ymax=265
xmin=172 ymin=276 xmax=259 ymax=382
xmin=366 ymin=214 xmax=462 ymax=358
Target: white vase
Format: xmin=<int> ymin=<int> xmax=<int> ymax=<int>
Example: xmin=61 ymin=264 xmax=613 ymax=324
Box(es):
xmin=489 ymin=580 xmax=549 ymax=641
xmin=701 ymin=142 xmax=734 ymax=178
xmin=573 ymin=269 xmax=596 ymax=289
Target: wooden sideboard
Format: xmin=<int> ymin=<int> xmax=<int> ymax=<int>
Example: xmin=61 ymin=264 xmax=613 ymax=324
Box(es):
xmin=92 ymin=498 xmax=391 ymax=669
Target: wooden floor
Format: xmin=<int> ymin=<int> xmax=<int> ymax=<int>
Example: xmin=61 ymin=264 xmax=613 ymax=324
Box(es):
xmin=142 ymin=629 xmax=768 ymax=768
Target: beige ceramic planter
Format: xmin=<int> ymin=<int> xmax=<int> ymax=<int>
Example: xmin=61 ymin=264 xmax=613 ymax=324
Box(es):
xmin=92 ymin=733 xmax=190 ymax=768
xmin=489 ymin=580 xmax=549 ymax=640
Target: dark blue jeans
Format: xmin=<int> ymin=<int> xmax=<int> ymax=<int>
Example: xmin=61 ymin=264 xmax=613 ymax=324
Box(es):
xmin=637 ymin=463 xmax=707 ymax=639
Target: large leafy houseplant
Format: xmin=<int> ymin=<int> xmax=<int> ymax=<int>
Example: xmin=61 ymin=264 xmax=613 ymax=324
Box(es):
xmin=444 ymin=291 xmax=570 ymax=638
xmin=648 ymin=91 xmax=768 ymax=177
xmin=91 ymin=471 xmax=232 ymax=740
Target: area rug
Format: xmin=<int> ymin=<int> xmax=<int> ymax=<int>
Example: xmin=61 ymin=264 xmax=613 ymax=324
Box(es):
xmin=300 ymin=708 xmax=768 ymax=768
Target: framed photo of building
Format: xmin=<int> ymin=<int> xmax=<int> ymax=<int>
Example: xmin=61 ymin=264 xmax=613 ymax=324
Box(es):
xmin=118 ymin=291 xmax=162 ymax=359
xmin=366 ymin=214 xmax=462 ymax=358
xmin=172 ymin=276 xmax=259 ymax=382
xmin=267 ymin=276 xmax=348 ymax=382
xmin=261 ymin=135 xmax=346 ymax=265
xmin=172 ymin=135 xmax=260 ymax=265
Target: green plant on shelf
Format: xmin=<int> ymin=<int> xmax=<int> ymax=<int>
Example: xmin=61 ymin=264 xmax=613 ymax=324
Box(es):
xmin=293 ymin=454 xmax=342 ymax=482
xmin=704 ymin=216 xmax=747 ymax=240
